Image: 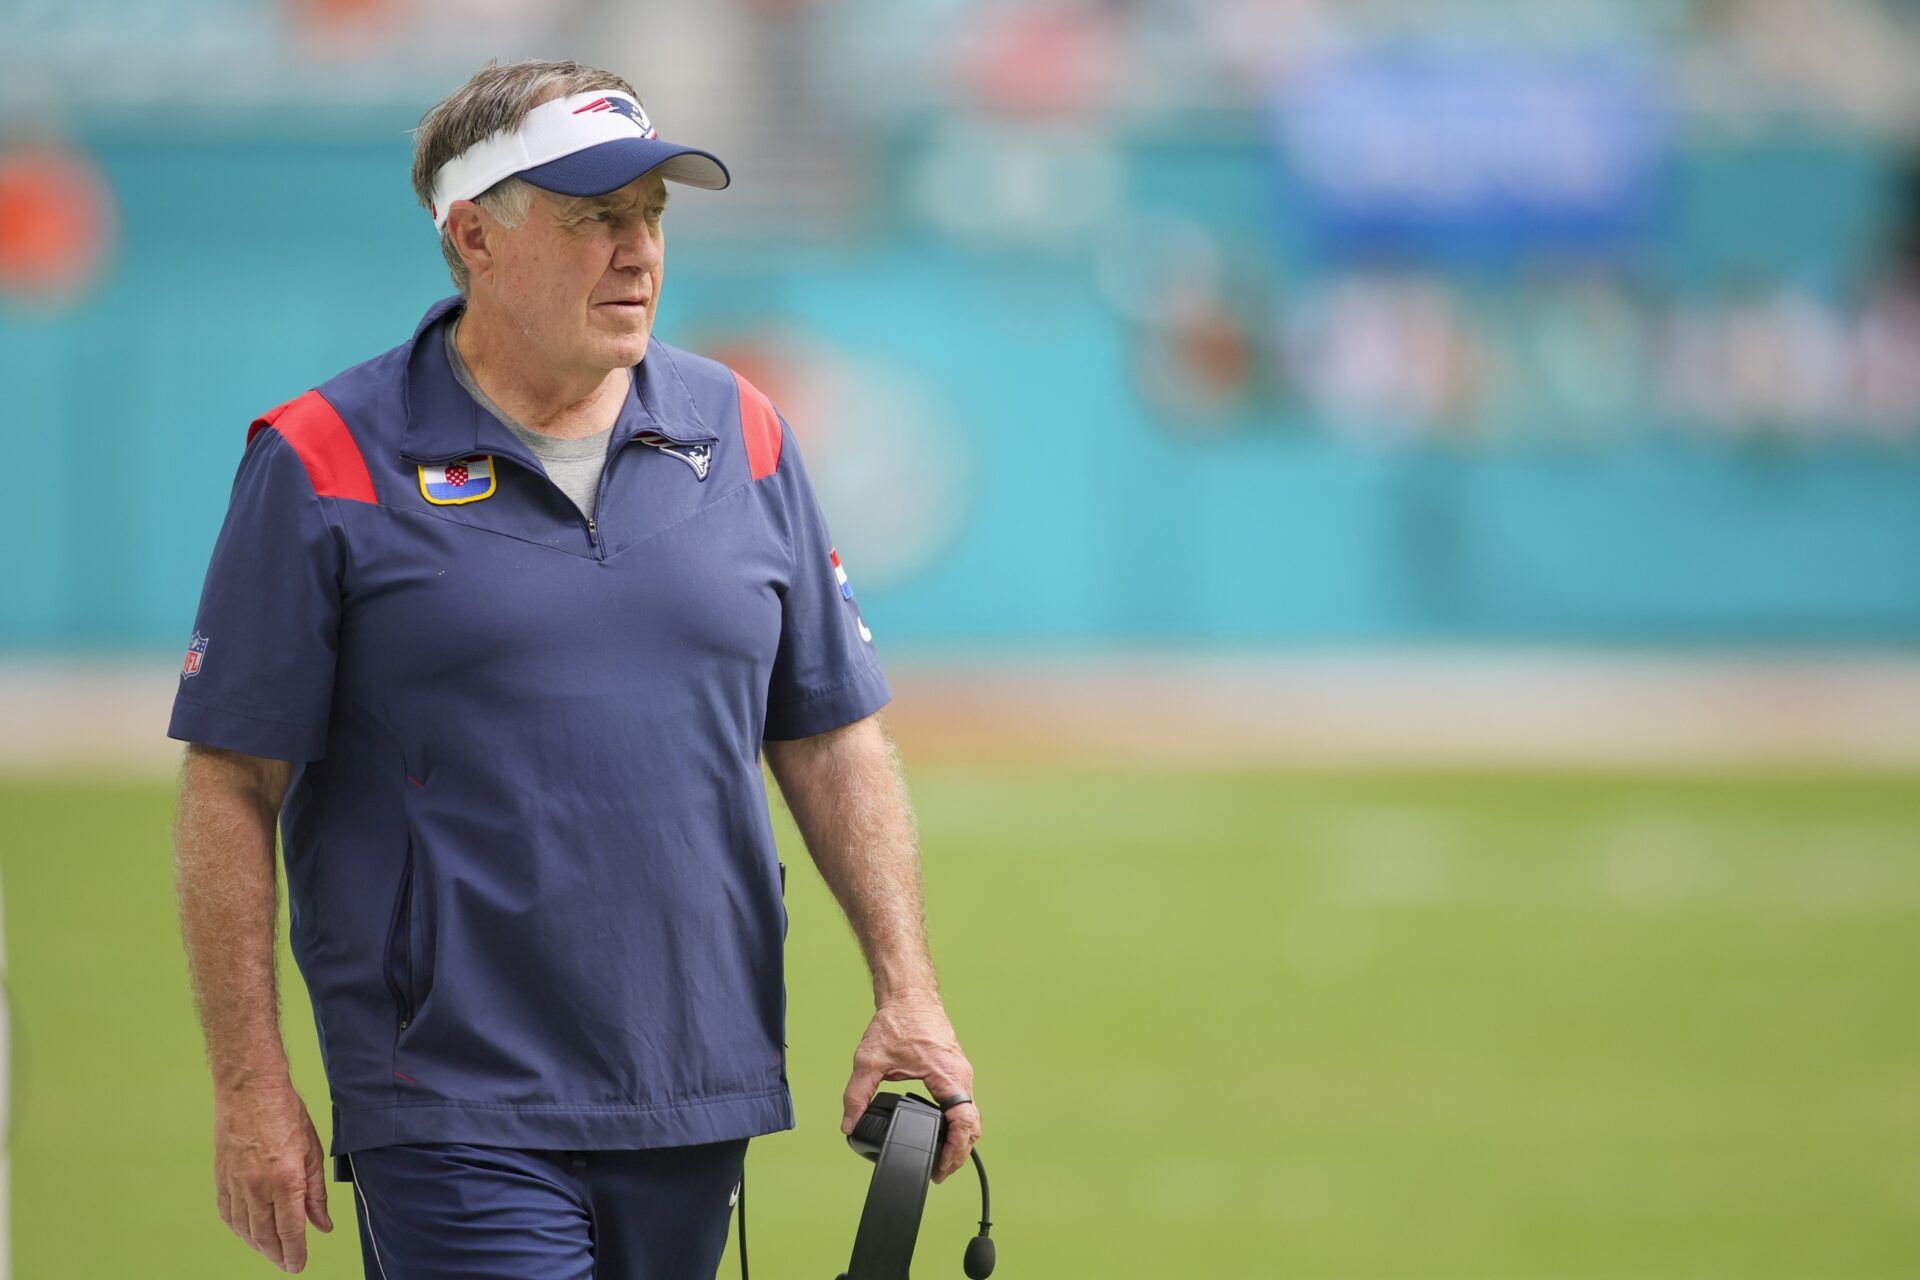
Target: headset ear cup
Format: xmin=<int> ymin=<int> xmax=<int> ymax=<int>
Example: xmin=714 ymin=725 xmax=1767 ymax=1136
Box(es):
xmin=845 ymin=1094 xmax=943 ymax=1278
xmin=853 ymin=1108 xmax=891 ymax=1154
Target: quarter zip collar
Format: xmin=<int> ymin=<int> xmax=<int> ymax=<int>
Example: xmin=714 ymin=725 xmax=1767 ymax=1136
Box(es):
xmin=400 ymin=294 xmax=716 ymax=465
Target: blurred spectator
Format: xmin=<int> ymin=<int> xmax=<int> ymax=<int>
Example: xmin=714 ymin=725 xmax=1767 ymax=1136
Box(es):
xmin=1279 ymin=271 xmax=1491 ymax=448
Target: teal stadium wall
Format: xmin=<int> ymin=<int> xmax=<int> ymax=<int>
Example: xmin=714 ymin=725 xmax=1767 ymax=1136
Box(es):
xmin=3 ymin=118 xmax=1918 ymax=650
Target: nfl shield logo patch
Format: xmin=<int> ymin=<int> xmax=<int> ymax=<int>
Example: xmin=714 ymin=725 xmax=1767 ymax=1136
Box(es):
xmin=418 ymin=454 xmax=497 ymax=505
xmin=181 ymin=630 xmax=208 ymax=679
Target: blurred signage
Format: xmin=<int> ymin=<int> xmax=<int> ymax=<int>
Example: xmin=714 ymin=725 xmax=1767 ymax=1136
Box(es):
xmin=1273 ymin=51 xmax=1670 ymax=255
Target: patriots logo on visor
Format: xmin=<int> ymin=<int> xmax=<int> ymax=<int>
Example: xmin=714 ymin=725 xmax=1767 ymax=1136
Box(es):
xmin=418 ymin=454 xmax=497 ymax=505
xmin=572 ymin=96 xmax=657 ymax=139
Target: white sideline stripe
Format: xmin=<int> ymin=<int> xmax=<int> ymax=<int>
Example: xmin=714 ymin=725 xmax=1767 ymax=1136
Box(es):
xmin=348 ymin=1153 xmax=390 ymax=1280
xmin=16 ymin=652 xmax=1920 ymax=771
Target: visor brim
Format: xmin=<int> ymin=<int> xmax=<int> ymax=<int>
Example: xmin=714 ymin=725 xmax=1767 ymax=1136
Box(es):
xmin=515 ymin=138 xmax=731 ymax=196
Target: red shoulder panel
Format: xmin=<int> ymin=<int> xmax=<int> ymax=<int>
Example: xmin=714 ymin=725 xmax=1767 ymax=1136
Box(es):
xmin=247 ymin=390 xmax=378 ymax=504
xmin=732 ymin=371 xmax=784 ymax=481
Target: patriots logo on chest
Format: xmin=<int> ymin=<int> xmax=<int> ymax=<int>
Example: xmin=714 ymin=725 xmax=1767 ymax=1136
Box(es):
xmin=419 ymin=454 xmax=497 ymax=505
xmin=637 ymin=432 xmax=711 ymax=480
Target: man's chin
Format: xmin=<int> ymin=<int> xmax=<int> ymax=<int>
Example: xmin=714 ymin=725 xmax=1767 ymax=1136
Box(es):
xmin=590 ymin=327 xmax=651 ymax=367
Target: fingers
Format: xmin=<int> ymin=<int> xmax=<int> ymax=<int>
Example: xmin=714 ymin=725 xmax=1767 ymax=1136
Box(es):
xmin=916 ymin=1056 xmax=979 ymax=1184
xmin=302 ymin=1118 xmax=333 ymax=1233
xmin=307 ymin=1184 xmax=334 ymax=1234
xmin=241 ymin=1178 xmax=284 ymax=1269
xmin=216 ymin=1173 xmax=241 ymax=1242
xmin=842 ymin=1050 xmax=886 ymax=1135
xmin=225 ymin=1162 xmax=311 ymax=1271
xmin=932 ymin=1100 xmax=982 ymax=1184
xmin=273 ymin=1174 xmax=311 ymax=1272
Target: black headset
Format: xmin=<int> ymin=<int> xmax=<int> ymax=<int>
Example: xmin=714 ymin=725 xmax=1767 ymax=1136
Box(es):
xmin=732 ymin=1090 xmax=996 ymax=1280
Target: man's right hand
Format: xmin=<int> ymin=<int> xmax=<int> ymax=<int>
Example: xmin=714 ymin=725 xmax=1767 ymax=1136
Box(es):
xmin=213 ymin=1079 xmax=334 ymax=1273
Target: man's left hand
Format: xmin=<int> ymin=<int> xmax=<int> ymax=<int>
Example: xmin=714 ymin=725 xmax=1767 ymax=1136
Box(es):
xmin=840 ymin=994 xmax=981 ymax=1184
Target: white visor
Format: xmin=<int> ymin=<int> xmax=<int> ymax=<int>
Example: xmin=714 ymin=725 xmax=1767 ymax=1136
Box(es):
xmin=428 ymin=89 xmax=730 ymax=230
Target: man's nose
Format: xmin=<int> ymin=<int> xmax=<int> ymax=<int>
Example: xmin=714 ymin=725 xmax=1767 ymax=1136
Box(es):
xmin=611 ymin=222 xmax=660 ymax=270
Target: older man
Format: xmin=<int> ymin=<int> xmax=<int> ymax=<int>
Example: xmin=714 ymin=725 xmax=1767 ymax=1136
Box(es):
xmin=168 ymin=59 xmax=979 ymax=1278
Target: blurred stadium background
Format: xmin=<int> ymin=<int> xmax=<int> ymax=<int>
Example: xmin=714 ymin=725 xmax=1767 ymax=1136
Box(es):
xmin=3 ymin=0 xmax=1919 ymax=1275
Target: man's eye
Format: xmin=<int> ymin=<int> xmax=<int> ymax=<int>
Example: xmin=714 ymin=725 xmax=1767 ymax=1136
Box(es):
xmin=589 ymin=211 xmax=613 ymax=223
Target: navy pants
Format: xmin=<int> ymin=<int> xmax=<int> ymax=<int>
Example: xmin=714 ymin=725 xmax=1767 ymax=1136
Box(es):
xmin=344 ymin=1139 xmax=748 ymax=1279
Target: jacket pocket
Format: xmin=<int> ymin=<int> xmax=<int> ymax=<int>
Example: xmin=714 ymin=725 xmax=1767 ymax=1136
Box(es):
xmin=381 ymin=838 xmax=417 ymax=1031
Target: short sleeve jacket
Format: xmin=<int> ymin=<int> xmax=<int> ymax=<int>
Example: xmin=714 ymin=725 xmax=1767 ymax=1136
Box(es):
xmin=168 ymin=294 xmax=891 ymax=1158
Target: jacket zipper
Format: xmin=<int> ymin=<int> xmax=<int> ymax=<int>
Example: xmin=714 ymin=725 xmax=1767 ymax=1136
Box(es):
xmin=585 ymin=436 xmax=615 ymax=562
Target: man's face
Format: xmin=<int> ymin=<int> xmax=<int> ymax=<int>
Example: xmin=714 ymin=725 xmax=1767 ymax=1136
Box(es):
xmin=475 ymin=170 xmax=670 ymax=374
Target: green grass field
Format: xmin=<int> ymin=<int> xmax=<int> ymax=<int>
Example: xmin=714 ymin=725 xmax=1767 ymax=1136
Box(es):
xmin=3 ymin=768 xmax=1916 ymax=1278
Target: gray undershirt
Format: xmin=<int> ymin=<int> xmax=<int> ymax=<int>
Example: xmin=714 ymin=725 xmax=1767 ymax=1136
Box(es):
xmin=445 ymin=319 xmax=615 ymax=522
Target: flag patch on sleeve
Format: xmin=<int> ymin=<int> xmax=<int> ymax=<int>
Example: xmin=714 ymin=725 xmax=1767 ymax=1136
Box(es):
xmin=830 ymin=548 xmax=873 ymax=642
xmin=419 ymin=454 xmax=497 ymax=505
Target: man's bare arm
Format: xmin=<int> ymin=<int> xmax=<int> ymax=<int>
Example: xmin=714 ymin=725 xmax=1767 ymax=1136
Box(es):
xmin=174 ymin=742 xmax=332 ymax=1272
xmin=762 ymin=712 xmax=982 ymax=1183
xmin=763 ymin=712 xmax=936 ymax=1004
xmin=174 ymin=743 xmax=294 ymax=1092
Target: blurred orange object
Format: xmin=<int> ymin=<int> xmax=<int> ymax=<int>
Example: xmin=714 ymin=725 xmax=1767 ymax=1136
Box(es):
xmin=0 ymin=142 xmax=115 ymax=306
xmin=287 ymin=0 xmax=407 ymax=55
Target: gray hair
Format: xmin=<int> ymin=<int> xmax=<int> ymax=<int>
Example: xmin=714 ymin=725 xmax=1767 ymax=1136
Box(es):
xmin=411 ymin=58 xmax=640 ymax=294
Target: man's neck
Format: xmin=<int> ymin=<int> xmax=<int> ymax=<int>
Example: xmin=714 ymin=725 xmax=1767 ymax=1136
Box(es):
xmin=453 ymin=302 xmax=631 ymax=440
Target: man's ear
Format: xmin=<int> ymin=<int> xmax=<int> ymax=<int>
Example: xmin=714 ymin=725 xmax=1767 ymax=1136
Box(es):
xmin=446 ymin=202 xmax=496 ymax=284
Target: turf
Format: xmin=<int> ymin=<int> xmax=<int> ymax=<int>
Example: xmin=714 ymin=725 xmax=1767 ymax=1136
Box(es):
xmin=2 ymin=768 xmax=1915 ymax=1277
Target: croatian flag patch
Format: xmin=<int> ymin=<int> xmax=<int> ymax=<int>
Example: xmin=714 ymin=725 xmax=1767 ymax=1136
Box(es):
xmin=419 ymin=454 xmax=496 ymax=505
xmin=830 ymin=548 xmax=873 ymax=642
